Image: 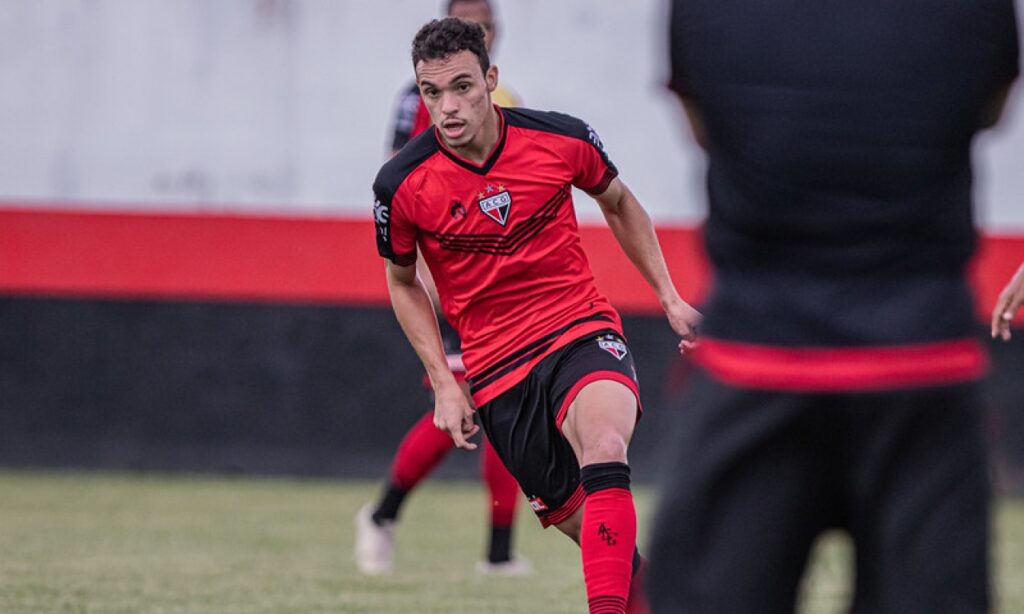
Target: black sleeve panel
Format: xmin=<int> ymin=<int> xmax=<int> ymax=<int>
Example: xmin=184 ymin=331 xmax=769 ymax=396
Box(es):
xmin=372 ymin=131 xmax=440 ymax=265
xmin=502 ymin=107 xmax=619 ymax=183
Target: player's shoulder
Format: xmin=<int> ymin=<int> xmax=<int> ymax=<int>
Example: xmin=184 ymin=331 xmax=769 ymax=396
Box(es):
xmin=373 ymin=130 xmax=440 ymax=199
xmin=503 ymin=107 xmax=596 ymax=143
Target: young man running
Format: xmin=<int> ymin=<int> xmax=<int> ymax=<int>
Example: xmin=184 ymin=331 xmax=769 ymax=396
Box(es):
xmin=372 ymin=17 xmax=699 ymax=614
xmin=356 ymin=0 xmax=527 ymax=577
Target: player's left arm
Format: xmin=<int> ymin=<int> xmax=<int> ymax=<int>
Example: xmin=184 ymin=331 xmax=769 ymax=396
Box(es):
xmin=593 ymin=177 xmax=702 ymax=354
xmin=992 ymin=262 xmax=1024 ymax=341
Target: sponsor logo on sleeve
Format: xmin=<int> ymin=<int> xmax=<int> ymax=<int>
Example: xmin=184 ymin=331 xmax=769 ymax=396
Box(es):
xmin=586 ymin=123 xmax=605 ymax=151
xmin=373 ymin=199 xmax=390 ymax=243
xmin=373 ymin=199 xmax=389 ymax=224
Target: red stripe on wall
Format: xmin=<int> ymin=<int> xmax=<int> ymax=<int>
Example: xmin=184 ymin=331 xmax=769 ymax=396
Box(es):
xmin=0 ymin=207 xmax=385 ymax=305
xmin=0 ymin=205 xmax=1021 ymax=320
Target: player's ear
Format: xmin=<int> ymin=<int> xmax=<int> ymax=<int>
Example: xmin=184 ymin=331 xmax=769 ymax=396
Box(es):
xmin=485 ymin=64 xmax=498 ymax=93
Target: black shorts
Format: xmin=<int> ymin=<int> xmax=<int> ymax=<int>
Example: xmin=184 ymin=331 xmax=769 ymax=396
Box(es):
xmin=647 ymin=371 xmax=991 ymax=613
xmin=476 ymin=330 xmax=641 ymax=527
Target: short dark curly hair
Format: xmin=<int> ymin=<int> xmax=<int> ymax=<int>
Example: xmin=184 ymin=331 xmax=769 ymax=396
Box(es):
xmin=411 ymin=17 xmax=490 ymax=75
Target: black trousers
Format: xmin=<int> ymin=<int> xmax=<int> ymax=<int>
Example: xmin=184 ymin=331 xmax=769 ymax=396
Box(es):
xmin=647 ymin=371 xmax=990 ymax=614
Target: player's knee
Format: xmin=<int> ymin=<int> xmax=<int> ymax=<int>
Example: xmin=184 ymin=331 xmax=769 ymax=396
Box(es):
xmin=580 ymin=434 xmax=628 ymax=466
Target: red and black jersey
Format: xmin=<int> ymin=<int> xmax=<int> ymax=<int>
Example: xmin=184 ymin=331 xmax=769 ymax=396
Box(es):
xmin=374 ymin=106 xmax=623 ymax=405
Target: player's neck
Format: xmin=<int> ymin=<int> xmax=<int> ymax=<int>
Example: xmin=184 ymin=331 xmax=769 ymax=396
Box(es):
xmin=448 ymin=104 xmax=501 ymax=165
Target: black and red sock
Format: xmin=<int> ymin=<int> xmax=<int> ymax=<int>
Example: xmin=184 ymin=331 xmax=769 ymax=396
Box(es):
xmin=373 ymin=410 xmax=453 ymax=523
xmin=580 ymin=462 xmax=637 ymax=614
xmin=482 ymin=439 xmax=519 ymax=562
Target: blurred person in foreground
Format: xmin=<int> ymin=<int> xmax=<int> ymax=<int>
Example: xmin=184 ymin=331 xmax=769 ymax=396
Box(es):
xmin=373 ymin=17 xmax=700 ymax=613
xmin=648 ymin=0 xmax=1019 ymax=612
xmin=355 ymin=0 xmax=528 ymax=577
xmin=993 ymin=262 xmax=1024 ymax=341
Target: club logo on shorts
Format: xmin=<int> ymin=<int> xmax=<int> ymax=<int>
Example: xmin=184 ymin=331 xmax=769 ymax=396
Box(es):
xmin=598 ymin=336 xmax=628 ymax=360
xmin=478 ymin=189 xmax=512 ymax=227
xmin=528 ymin=496 xmax=548 ymax=512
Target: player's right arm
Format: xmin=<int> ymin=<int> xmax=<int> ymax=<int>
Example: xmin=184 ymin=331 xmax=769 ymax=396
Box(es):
xmin=385 ymin=262 xmax=479 ymax=449
xmin=375 ymin=162 xmax=477 ymax=449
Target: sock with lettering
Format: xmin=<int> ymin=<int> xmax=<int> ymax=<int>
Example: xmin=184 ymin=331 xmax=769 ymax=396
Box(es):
xmin=388 ymin=410 xmax=454 ymax=491
xmin=580 ymin=462 xmax=636 ymax=614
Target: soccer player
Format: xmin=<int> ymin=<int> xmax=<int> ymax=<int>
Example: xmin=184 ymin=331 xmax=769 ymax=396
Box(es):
xmin=649 ymin=1 xmax=1019 ymax=612
xmin=355 ymin=0 xmax=529 ymax=577
xmin=993 ymin=262 xmax=1024 ymax=341
xmin=373 ymin=17 xmax=700 ymax=614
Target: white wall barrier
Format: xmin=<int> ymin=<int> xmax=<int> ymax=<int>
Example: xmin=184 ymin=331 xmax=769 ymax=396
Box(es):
xmin=1 ymin=0 xmax=1021 ymax=229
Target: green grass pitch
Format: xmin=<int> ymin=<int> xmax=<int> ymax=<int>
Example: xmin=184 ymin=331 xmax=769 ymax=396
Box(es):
xmin=0 ymin=471 xmax=1021 ymax=613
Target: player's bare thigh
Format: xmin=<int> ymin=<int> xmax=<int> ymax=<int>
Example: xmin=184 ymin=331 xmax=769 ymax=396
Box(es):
xmin=553 ymin=379 xmax=637 ymax=541
xmin=560 ymin=379 xmax=638 ymax=469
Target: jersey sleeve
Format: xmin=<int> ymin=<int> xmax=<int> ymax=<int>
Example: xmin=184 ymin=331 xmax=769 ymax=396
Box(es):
xmin=373 ymin=178 xmax=417 ymax=266
xmin=567 ymin=118 xmax=619 ymax=195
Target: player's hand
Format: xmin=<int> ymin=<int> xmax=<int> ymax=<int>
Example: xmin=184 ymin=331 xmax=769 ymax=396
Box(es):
xmin=433 ymin=382 xmax=480 ymax=450
xmin=664 ymin=297 xmax=702 ymax=356
xmin=992 ymin=263 xmax=1024 ymax=342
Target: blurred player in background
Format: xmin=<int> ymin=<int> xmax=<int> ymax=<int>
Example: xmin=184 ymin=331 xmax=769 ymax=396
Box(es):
xmin=355 ymin=0 xmax=529 ymax=577
xmin=373 ymin=17 xmax=699 ymax=613
xmin=993 ymin=262 xmax=1024 ymax=341
xmin=649 ymin=0 xmax=1019 ymax=612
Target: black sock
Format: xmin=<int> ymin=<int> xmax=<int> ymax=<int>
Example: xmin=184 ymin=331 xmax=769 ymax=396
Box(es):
xmin=488 ymin=525 xmax=513 ymax=563
xmin=372 ymin=483 xmax=408 ymax=525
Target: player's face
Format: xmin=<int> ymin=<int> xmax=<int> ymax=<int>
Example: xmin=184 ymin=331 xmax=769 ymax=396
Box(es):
xmin=448 ymin=1 xmax=496 ymax=52
xmin=416 ymin=50 xmax=498 ymax=154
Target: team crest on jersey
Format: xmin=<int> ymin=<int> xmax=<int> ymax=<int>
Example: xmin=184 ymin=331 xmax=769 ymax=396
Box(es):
xmin=528 ymin=496 xmax=549 ymax=512
xmin=478 ymin=190 xmax=512 ymax=227
xmin=598 ymin=336 xmax=628 ymax=360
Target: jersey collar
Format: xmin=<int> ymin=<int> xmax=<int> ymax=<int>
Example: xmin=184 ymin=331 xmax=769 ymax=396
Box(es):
xmin=434 ymin=105 xmax=508 ymax=176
